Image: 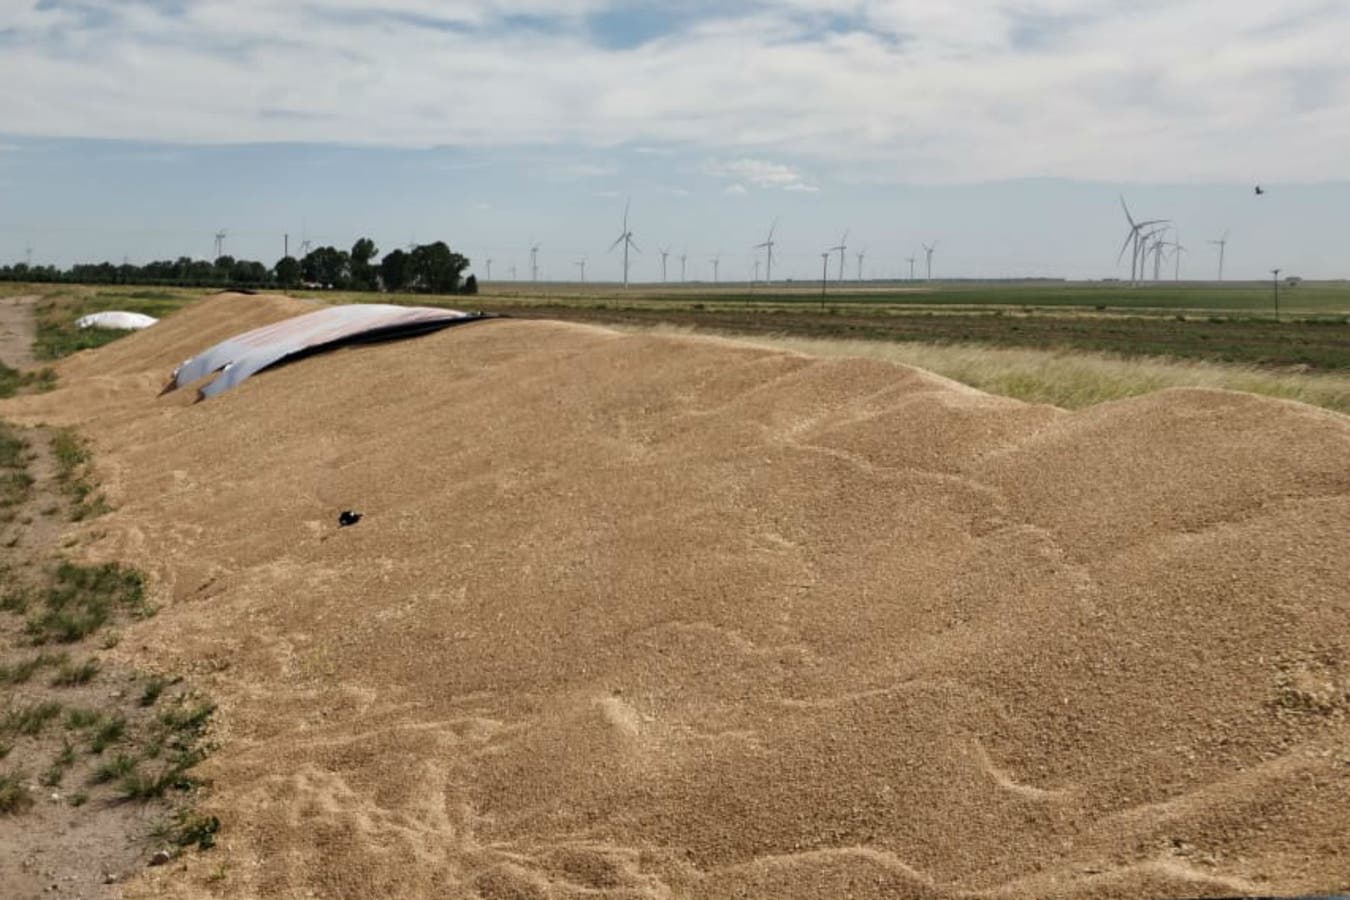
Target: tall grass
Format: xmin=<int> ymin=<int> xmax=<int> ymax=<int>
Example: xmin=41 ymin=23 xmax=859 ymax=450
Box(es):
xmin=625 ymin=325 xmax=1350 ymax=415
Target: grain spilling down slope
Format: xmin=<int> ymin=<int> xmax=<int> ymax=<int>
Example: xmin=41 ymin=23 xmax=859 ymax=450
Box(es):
xmin=3 ymin=293 xmax=1348 ymax=900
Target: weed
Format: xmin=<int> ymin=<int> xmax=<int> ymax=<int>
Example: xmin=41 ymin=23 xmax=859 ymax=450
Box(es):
xmin=25 ymin=561 xmax=148 ymax=644
xmin=91 ymin=753 xmax=137 ymax=784
xmin=0 ymin=742 xmax=9 ymax=760
xmin=0 ymin=771 xmax=33 ymax=814
xmin=64 ymin=708 xmax=101 ymax=730
xmin=0 ymin=651 xmax=67 ymax=685
xmin=68 ymin=791 xmax=88 ymax=807
xmin=51 ymin=657 xmax=100 ymax=686
xmin=139 ymin=676 xmax=170 ymax=707
xmin=41 ymin=739 xmax=77 ymax=786
xmin=174 ymin=813 xmax=221 ymax=850
xmin=159 ymin=702 xmax=215 ymax=740
xmin=1 ymin=701 xmax=63 ymax=737
xmin=0 ymin=590 xmax=29 ymax=614
xmin=89 ymin=715 xmax=126 ymax=753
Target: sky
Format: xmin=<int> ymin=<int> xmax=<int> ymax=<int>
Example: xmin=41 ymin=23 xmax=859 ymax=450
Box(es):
xmin=0 ymin=0 xmax=1347 ymax=281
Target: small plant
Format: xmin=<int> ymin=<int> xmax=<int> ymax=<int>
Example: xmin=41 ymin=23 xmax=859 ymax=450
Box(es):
xmin=159 ymin=702 xmax=215 ymax=738
xmin=91 ymin=753 xmax=138 ymax=785
xmin=89 ymin=715 xmax=126 ymax=753
xmin=51 ymin=657 xmax=100 ymax=686
xmin=68 ymin=791 xmax=88 ymax=807
xmin=175 ymin=813 xmax=222 ymax=850
xmin=0 ymin=590 xmax=28 ymax=614
xmin=25 ymin=562 xmax=148 ymax=644
xmin=41 ymin=740 xmax=76 ymax=787
xmin=0 ymin=771 xmax=33 ymax=814
xmin=65 ymin=708 xmax=101 ymax=730
xmin=1 ymin=701 xmax=63 ymax=737
xmin=139 ymin=676 xmax=171 ymax=707
xmin=0 ymin=651 xmax=67 ymax=685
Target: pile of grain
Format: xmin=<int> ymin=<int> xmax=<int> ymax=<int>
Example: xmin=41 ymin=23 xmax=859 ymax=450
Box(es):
xmin=4 ymin=293 xmax=1347 ymax=899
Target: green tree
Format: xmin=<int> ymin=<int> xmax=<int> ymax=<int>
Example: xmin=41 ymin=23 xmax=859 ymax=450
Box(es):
xmin=408 ymin=242 xmax=469 ymax=294
xmin=350 ymin=238 xmax=379 ymax=291
xmin=301 ymin=246 xmax=351 ymax=288
xmin=274 ymin=256 xmax=301 ymax=287
xmin=379 ymin=249 xmax=411 ymax=292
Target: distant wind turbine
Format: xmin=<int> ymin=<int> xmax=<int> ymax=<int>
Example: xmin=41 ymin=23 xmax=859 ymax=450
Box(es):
xmin=658 ymin=248 xmax=670 ymax=282
xmin=1170 ymin=234 xmax=1187 ymax=281
xmin=680 ymin=250 xmax=688 ymax=283
xmin=608 ymin=200 xmax=640 ymax=287
xmin=830 ymin=229 xmax=849 ymax=281
xmin=485 ymin=258 xmax=492 ymax=281
xmin=530 ymin=243 xmax=541 ymax=282
xmin=922 ymin=242 xmax=938 ymax=281
xmin=1209 ymin=230 xmax=1230 ymax=281
xmin=906 ymin=256 xmax=916 ymax=281
xmin=574 ymin=258 xmax=586 ymax=282
xmin=856 ymin=247 xmax=866 ymax=282
xmin=214 ymin=230 xmax=227 ymax=259
xmin=1117 ymin=197 xmax=1168 ymax=285
xmin=819 ymin=251 xmax=830 ymax=308
xmin=755 ymin=220 xmax=778 ymax=284
xmin=710 ymin=253 xmax=721 ymax=284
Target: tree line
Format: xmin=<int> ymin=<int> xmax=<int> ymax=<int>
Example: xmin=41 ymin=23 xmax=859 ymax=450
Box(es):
xmin=0 ymin=238 xmax=478 ymax=295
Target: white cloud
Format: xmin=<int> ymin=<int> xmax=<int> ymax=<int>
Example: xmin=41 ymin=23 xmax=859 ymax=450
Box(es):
xmin=724 ymin=183 xmax=748 ymax=195
xmin=0 ymin=1 xmax=1345 ymax=182
xmin=705 ymin=158 xmax=817 ymax=192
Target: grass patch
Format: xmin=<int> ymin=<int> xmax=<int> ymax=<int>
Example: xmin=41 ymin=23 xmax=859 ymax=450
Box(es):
xmin=90 ymin=752 xmax=137 ymax=784
xmin=25 ymin=561 xmax=149 ymax=644
xmin=50 ymin=657 xmax=100 ymax=686
xmin=40 ymin=739 xmax=77 ymax=786
xmin=0 ymin=362 xmax=56 ymax=400
xmin=64 ymin=707 xmax=101 ymax=730
xmin=1 ymin=701 xmax=63 ymax=737
xmin=0 ymin=651 xmax=68 ymax=685
xmin=89 ymin=715 xmax=126 ymax=753
xmin=0 ymin=770 xmax=33 ymax=814
xmin=139 ymin=676 xmax=171 ymax=707
xmin=49 ymin=428 xmax=110 ymax=520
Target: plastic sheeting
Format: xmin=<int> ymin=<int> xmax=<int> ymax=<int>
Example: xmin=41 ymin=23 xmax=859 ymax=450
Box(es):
xmin=170 ymin=304 xmax=492 ymax=399
xmin=76 ymin=311 xmax=159 ymax=330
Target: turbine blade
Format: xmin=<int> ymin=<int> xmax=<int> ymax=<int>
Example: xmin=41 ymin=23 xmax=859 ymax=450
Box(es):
xmin=1120 ymin=195 xmax=1136 ymax=227
xmin=609 ymin=235 xmax=624 ymax=252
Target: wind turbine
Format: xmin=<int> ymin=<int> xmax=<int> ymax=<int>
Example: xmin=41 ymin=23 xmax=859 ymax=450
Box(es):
xmin=529 ymin=243 xmax=541 ymax=282
xmin=214 ymin=230 xmax=227 ymax=259
xmin=922 ymin=242 xmax=938 ymax=281
xmin=1170 ymin=234 xmax=1187 ymax=281
xmin=574 ymin=258 xmax=586 ymax=283
xmin=830 ymin=229 xmax=849 ymax=281
xmin=608 ymin=200 xmax=640 ymax=287
xmin=680 ymin=250 xmax=688 ymax=283
xmin=1209 ymin=230 xmax=1230 ymax=281
xmin=856 ymin=247 xmax=867 ymax=282
xmin=906 ymin=256 xmax=916 ymax=281
xmin=710 ymin=253 xmax=721 ymax=284
xmin=755 ymin=219 xmax=778 ymax=284
xmin=658 ymin=248 xmax=670 ymax=282
xmin=753 ymin=259 xmax=761 ymax=283
xmin=485 ymin=258 xmax=493 ymax=281
xmin=1117 ymin=197 xmax=1168 ymax=285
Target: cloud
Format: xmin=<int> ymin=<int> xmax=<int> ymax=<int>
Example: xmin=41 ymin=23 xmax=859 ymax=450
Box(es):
xmin=705 ymin=158 xmax=817 ymax=192
xmin=0 ymin=1 xmax=1345 ymax=182
xmin=724 ymin=183 xmax=748 ymax=195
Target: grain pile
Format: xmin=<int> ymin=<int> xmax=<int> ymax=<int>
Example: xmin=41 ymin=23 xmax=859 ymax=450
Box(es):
xmin=3 ymin=293 xmax=1348 ymax=899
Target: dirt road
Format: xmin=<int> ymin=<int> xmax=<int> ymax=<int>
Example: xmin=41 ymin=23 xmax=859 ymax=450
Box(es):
xmin=0 ymin=295 xmax=38 ymax=367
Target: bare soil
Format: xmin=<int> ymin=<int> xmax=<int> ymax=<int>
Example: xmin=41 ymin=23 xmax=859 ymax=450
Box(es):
xmin=0 ymin=295 xmax=39 ymax=369
xmin=1 ymin=292 xmax=1347 ymax=899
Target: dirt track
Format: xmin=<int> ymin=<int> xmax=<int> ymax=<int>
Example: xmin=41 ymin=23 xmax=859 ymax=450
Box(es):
xmin=2 ymin=293 xmax=1347 ymax=899
xmin=0 ymin=295 xmax=38 ymax=368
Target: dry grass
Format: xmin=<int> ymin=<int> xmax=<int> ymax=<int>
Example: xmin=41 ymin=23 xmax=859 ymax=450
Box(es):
xmin=623 ymin=324 xmax=1350 ymax=415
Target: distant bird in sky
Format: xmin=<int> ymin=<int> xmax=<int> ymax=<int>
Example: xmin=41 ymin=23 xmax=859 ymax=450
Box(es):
xmin=1255 ymin=185 xmax=1265 ymax=195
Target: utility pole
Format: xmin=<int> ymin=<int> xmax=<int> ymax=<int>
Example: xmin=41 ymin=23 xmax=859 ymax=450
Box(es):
xmin=1272 ymin=268 xmax=1281 ymax=322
